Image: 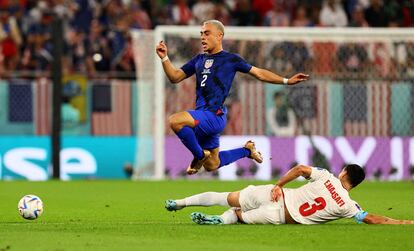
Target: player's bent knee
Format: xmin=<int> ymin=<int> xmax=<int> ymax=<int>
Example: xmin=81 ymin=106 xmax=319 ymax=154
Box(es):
xmin=227 ymin=191 xmax=241 ymax=207
xmin=168 ymin=114 xmax=183 ymax=132
xmin=168 ymin=112 xmax=194 ymax=132
xmin=203 ymin=160 xmax=219 ymax=171
xmin=168 ymin=114 xmax=177 ymax=129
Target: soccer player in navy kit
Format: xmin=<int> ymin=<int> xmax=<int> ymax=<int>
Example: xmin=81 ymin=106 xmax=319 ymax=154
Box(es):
xmin=156 ymin=20 xmax=309 ymax=175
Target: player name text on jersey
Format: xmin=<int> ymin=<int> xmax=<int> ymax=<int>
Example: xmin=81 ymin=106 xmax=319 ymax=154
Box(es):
xmin=324 ymin=180 xmax=345 ymax=207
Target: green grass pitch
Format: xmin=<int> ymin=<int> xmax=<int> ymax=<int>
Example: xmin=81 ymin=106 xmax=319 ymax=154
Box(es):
xmin=1 ymin=180 xmax=414 ymax=251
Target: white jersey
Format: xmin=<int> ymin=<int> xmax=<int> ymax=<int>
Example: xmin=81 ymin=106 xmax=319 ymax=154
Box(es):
xmin=283 ymin=167 xmax=365 ymax=224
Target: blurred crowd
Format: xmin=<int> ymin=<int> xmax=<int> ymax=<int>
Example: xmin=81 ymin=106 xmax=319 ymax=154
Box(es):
xmin=1 ymin=0 xmax=414 ymax=77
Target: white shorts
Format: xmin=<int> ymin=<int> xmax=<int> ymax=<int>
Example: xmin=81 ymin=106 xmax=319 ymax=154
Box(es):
xmin=239 ymin=185 xmax=286 ymax=225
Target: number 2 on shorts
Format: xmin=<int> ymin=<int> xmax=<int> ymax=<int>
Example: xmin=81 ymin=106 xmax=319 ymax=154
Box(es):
xmin=299 ymin=197 xmax=327 ymax=217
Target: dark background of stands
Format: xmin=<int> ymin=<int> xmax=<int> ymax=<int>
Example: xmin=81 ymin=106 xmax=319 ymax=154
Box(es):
xmin=0 ymin=0 xmax=413 ymax=78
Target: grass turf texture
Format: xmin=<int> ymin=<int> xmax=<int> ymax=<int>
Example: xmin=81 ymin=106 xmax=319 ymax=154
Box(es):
xmin=1 ymin=180 xmax=414 ymax=251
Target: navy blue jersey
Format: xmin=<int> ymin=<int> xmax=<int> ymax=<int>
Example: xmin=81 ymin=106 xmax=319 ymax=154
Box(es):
xmin=181 ymin=50 xmax=252 ymax=114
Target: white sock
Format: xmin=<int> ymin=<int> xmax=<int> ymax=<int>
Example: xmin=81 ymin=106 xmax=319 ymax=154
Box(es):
xmin=175 ymin=192 xmax=230 ymax=207
xmin=220 ymin=207 xmax=238 ymax=224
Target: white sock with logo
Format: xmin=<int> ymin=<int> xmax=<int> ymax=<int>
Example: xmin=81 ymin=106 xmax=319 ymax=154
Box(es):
xmin=175 ymin=192 xmax=230 ymax=207
xmin=220 ymin=207 xmax=238 ymax=224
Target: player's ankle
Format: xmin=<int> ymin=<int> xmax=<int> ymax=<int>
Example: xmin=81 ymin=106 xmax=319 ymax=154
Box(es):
xmin=243 ymin=147 xmax=252 ymax=156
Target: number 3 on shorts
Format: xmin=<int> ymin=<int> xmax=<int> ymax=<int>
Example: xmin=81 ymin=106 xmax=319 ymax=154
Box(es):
xmin=299 ymin=197 xmax=327 ymax=217
xmin=201 ymin=75 xmax=207 ymax=87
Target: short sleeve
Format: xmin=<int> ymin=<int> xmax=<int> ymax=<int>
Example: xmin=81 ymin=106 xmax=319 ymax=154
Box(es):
xmin=233 ymin=54 xmax=252 ymax=73
xmin=181 ymin=55 xmax=199 ymax=77
xmin=342 ymin=201 xmax=368 ymax=223
xmin=308 ymin=167 xmax=330 ymax=182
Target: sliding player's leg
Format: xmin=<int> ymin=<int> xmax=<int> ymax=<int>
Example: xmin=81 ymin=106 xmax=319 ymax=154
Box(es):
xmin=165 ymin=190 xmax=232 ymax=211
xmin=236 ymin=203 xmax=285 ymax=225
xmin=165 ymin=184 xmax=273 ymax=211
xmin=190 ymin=185 xmax=285 ymax=225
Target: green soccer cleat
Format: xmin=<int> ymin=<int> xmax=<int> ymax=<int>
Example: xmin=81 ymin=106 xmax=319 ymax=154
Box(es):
xmin=191 ymin=212 xmax=224 ymax=225
xmin=165 ymin=199 xmax=184 ymax=211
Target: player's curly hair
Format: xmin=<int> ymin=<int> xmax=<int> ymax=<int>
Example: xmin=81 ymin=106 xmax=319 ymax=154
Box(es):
xmin=344 ymin=164 xmax=365 ymax=188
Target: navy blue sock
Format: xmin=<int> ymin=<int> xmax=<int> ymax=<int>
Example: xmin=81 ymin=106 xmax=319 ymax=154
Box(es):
xmin=175 ymin=126 xmax=204 ymax=159
xmin=218 ymin=148 xmax=250 ymax=168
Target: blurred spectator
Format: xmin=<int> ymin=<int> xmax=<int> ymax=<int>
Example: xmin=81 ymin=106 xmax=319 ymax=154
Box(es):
xmin=0 ymin=0 xmax=414 ymax=78
xmin=263 ymin=3 xmax=290 ymax=26
xmin=67 ymin=29 xmax=87 ymax=73
xmin=280 ymin=0 xmax=301 ymax=17
xmin=100 ymin=0 xmax=124 ymax=27
xmin=129 ymin=1 xmax=152 ymax=29
xmin=402 ymin=0 xmax=414 ymax=27
xmin=336 ymin=43 xmax=369 ymax=79
xmin=252 ymin=0 xmax=274 ymax=22
xmin=371 ymin=42 xmax=396 ymax=79
xmin=319 ymin=0 xmax=348 ymax=27
xmin=23 ymin=10 xmax=53 ymax=71
xmin=344 ymin=0 xmax=370 ymax=19
xmin=308 ymin=5 xmax=322 ymax=26
xmin=266 ymin=43 xmax=293 ymax=75
xmin=384 ymin=0 xmax=402 ymax=27
xmin=171 ymin=0 xmax=193 ymax=25
xmin=212 ymin=1 xmax=230 ymax=25
xmin=70 ymin=0 xmax=97 ymax=33
xmin=232 ymin=0 xmax=259 ymax=26
xmin=348 ymin=5 xmax=369 ymax=27
xmin=108 ymin=15 xmax=135 ymax=76
xmin=288 ymin=42 xmax=310 ymax=72
xmin=0 ymin=9 xmax=22 ymax=71
xmin=192 ymin=0 xmax=214 ymax=25
xmin=266 ymin=91 xmax=296 ymax=137
xmin=291 ymin=5 xmax=311 ymax=27
xmin=395 ymin=41 xmax=414 ymax=79
xmin=364 ymin=0 xmax=387 ymax=27
xmin=241 ymin=40 xmax=264 ymax=67
xmin=85 ymin=19 xmax=111 ymax=76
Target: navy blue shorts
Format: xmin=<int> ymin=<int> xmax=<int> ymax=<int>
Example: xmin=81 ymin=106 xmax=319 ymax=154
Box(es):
xmin=188 ymin=110 xmax=227 ymax=150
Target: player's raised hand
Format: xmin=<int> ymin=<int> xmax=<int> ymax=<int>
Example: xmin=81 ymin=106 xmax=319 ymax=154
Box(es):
xmin=156 ymin=41 xmax=168 ymax=59
xmin=270 ymin=185 xmax=283 ymax=202
xmin=287 ymin=73 xmax=310 ymax=85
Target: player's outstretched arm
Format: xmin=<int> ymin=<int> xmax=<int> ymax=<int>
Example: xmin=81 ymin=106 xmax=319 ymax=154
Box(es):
xmin=271 ymin=164 xmax=312 ymax=202
xmin=248 ymin=66 xmax=309 ymax=85
xmin=155 ymin=41 xmax=187 ymax=83
xmin=363 ymin=213 xmax=414 ymax=225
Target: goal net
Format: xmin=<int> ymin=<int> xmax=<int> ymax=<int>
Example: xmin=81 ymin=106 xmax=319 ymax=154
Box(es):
xmin=132 ymin=26 xmax=414 ymax=180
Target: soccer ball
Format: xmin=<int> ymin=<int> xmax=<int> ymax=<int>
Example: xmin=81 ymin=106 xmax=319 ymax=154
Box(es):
xmin=18 ymin=195 xmax=44 ymax=220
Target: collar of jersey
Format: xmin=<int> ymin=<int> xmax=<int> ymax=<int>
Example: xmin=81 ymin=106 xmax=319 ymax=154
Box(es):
xmin=204 ymin=50 xmax=226 ymax=57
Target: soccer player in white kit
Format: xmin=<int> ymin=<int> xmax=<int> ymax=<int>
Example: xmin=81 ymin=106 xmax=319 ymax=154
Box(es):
xmin=165 ymin=164 xmax=414 ymax=225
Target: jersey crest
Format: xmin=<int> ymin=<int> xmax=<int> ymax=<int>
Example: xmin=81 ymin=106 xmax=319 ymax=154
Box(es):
xmin=204 ymin=59 xmax=214 ymax=69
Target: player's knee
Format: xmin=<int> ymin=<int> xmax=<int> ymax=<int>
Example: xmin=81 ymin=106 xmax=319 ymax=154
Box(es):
xmin=204 ymin=159 xmax=220 ymax=171
xmin=168 ymin=114 xmax=181 ymax=132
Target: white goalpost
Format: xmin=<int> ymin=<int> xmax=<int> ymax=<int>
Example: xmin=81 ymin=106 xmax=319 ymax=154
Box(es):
xmin=131 ymin=26 xmax=414 ymax=180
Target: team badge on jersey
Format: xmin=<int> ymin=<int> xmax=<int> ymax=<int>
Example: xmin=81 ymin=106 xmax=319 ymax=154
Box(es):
xmin=204 ymin=59 xmax=214 ymax=69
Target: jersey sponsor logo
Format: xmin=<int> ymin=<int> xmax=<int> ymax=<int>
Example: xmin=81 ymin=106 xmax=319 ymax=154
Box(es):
xmin=324 ymin=180 xmax=345 ymax=207
xmin=202 ymin=69 xmax=211 ymax=74
xmin=204 ymin=59 xmax=214 ymax=69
